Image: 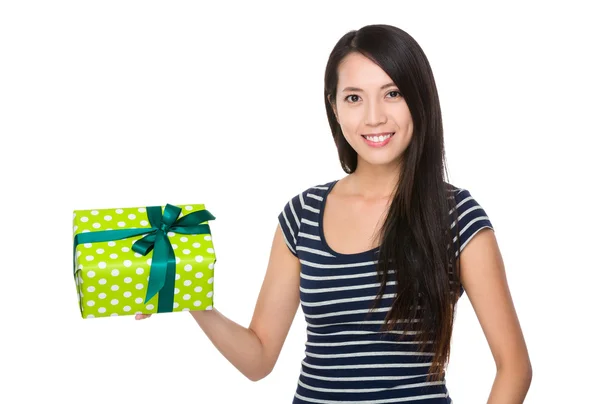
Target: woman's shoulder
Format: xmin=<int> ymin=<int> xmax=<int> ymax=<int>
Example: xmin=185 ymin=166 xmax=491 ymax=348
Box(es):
xmin=284 ymin=179 xmax=338 ymax=203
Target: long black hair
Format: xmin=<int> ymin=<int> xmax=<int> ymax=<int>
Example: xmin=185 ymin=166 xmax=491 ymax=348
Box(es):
xmin=324 ymin=24 xmax=462 ymax=381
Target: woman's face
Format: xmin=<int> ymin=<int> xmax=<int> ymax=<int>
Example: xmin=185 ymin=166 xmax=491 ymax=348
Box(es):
xmin=331 ymin=52 xmax=414 ymax=169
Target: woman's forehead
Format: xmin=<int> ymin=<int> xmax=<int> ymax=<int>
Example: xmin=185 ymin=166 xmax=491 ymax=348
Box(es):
xmin=337 ymin=53 xmax=394 ymax=89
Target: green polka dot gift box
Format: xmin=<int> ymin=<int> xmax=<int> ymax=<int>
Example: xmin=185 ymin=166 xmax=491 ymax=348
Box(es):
xmin=72 ymin=203 xmax=216 ymax=319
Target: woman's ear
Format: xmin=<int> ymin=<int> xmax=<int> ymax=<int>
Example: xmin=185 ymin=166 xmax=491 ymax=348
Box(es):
xmin=328 ymin=94 xmax=338 ymax=122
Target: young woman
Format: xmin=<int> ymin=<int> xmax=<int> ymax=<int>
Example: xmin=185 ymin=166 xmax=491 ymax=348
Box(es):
xmin=137 ymin=24 xmax=532 ymax=403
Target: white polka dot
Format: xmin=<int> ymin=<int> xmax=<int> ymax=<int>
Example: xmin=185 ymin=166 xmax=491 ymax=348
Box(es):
xmin=73 ymin=225 xmax=78 ymax=232
xmin=194 ymin=286 xmax=202 ymax=292
xmin=111 ymin=269 xmax=119 ymax=276
xmin=140 ymin=220 xmax=148 ymax=226
xmin=182 ymin=249 xmax=190 ymax=255
xmin=87 ymin=270 xmax=96 ymax=278
xmin=172 ymin=244 xmax=178 ymax=250
xmin=124 ymin=277 xmax=132 ymax=284
xmin=87 ymin=286 xmax=96 ymax=292
xmin=135 ymin=311 xmax=142 ymax=315
xmin=175 ymin=274 xmax=180 ymax=280
xmin=98 ymin=262 xmax=106 ymax=269
xmin=204 ymin=235 xmax=212 ymax=241
xmin=98 ymin=293 xmax=106 ymax=299
xmin=104 ymin=215 xmax=112 ymax=221
xmin=146 ymin=304 xmax=154 ymax=310
xmin=185 ymin=205 xmax=193 ymax=211
xmin=73 ymin=213 xmax=77 ymax=219
xmin=193 ymin=301 xmax=201 ymax=307
xmin=86 ymin=314 xmax=95 ymax=318
xmin=195 ymin=272 xmax=203 ymax=279
xmin=86 ymin=255 xmax=94 ymax=261
xmin=116 ymin=208 xmax=123 ymax=214
xmin=121 ymin=247 xmax=130 ymax=252
xmin=76 ymin=251 xmax=82 ymax=258
xmin=87 ymin=300 xmax=95 ymax=307
xmin=180 ymin=236 xmax=188 ymax=242
xmin=98 ymin=307 xmax=106 ymax=313
xmin=136 ymin=268 xmax=144 ymax=275
xmin=138 ymin=207 xmax=146 ymax=213
xmin=183 ymin=294 xmax=191 ymax=300
xmin=168 ymin=232 xmax=175 ymax=237
xmin=146 ymin=258 xmax=152 ymax=266
xmin=96 ymin=248 xmax=105 ymax=254
xmin=84 ymin=243 xmax=92 ymax=248
xmin=123 ymin=260 xmax=132 ymax=267
xmin=135 ymin=283 xmax=144 ymax=290
xmin=110 ymin=299 xmax=119 ymax=305
xmin=82 ymin=230 xmax=90 ymax=233
xmin=91 ymin=210 xmax=98 ymax=216
xmin=98 ymin=278 xmax=107 ymax=285
xmin=92 ymin=223 xmax=101 ymax=229
xmin=135 ymin=298 xmax=143 ymax=304
xmin=208 ymin=277 xmax=214 ymax=284
xmin=128 ymin=214 xmax=136 ymax=220
xmin=195 ymin=256 xmax=204 ymax=263
xmin=123 ymin=306 xmax=131 ymax=312
xmin=110 ymin=313 xmax=119 ymax=317
xmin=207 ymin=248 xmax=214 ymax=254
xmin=174 ymin=288 xmax=180 ymax=294
xmin=184 ymin=280 xmax=192 ymax=286
xmin=78 ymin=264 xmax=83 ymax=270
xmin=118 ymin=222 xmax=126 ymax=227
xmin=110 ymin=253 xmax=118 ymax=259
xmin=207 ymin=292 xmax=213 ymax=298
xmin=184 ymin=264 xmax=193 ymax=272
xmin=124 ymin=291 xmax=132 ymax=298
xmin=206 ymin=306 xmax=213 ymax=310
xmin=173 ymin=302 xmax=179 ymax=308
xmin=134 ymin=253 xmax=142 ymax=257
xmin=182 ymin=308 xmax=190 ymax=312
xmin=111 ymin=285 xmax=119 ymax=291
xmin=81 ymin=216 xmax=89 ymax=222
xmin=208 ymin=263 xmax=214 ymax=270
xmin=108 ymin=241 xmax=116 ymax=247
xmin=192 ymin=242 xmax=201 ymax=248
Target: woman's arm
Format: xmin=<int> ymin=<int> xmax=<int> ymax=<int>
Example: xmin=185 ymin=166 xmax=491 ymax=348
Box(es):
xmin=137 ymin=224 xmax=301 ymax=382
xmin=459 ymin=228 xmax=532 ymax=403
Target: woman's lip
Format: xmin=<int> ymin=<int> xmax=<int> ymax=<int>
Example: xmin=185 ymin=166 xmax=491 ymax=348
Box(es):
xmin=362 ymin=132 xmax=394 ymax=147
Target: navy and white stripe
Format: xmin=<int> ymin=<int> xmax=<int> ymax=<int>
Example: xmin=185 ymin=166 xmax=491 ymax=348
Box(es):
xmin=278 ymin=180 xmax=493 ymax=403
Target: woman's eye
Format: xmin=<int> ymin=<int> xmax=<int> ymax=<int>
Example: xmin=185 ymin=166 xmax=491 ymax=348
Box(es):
xmin=345 ymin=91 xmax=401 ymax=103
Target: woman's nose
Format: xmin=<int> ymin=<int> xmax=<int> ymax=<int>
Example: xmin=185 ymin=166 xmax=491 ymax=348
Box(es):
xmin=364 ymin=100 xmax=387 ymax=126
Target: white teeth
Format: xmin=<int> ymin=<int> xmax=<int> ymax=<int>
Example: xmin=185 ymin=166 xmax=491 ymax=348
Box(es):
xmin=366 ymin=134 xmax=392 ymax=142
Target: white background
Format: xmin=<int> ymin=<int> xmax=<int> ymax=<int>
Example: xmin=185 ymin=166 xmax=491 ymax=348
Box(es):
xmin=1 ymin=1 xmax=598 ymax=403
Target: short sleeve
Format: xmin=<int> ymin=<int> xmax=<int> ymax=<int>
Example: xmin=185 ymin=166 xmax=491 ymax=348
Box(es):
xmin=277 ymin=192 xmax=303 ymax=257
xmin=451 ymin=188 xmax=494 ymax=257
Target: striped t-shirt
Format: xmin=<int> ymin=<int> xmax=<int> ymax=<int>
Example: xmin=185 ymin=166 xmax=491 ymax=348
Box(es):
xmin=277 ymin=179 xmax=494 ymax=403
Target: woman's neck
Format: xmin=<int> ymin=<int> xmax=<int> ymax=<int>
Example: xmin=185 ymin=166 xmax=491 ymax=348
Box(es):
xmin=341 ymin=162 xmax=402 ymax=201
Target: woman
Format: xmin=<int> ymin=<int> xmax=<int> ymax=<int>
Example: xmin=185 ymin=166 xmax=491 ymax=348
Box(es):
xmin=137 ymin=24 xmax=532 ymax=403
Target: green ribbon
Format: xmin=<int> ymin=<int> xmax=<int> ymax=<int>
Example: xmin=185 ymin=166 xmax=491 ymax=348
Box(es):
xmin=73 ymin=204 xmax=215 ymax=313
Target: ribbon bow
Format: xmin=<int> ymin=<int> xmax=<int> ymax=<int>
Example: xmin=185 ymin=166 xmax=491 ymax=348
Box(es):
xmin=73 ymin=204 xmax=215 ymax=313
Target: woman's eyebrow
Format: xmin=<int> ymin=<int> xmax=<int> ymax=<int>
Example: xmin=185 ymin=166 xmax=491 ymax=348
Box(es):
xmin=341 ymin=82 xmax=396 ymax=92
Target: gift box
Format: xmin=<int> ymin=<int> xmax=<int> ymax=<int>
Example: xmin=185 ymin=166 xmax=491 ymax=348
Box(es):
xmin=72 ymin=203 xmax=216 ymax=319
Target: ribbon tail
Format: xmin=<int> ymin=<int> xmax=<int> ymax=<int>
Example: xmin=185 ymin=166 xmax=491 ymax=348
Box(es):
xmin=157 ymin=246 xmax=176 ymax=313
xmin=144 ymin=231 xmax=175 ymax=311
